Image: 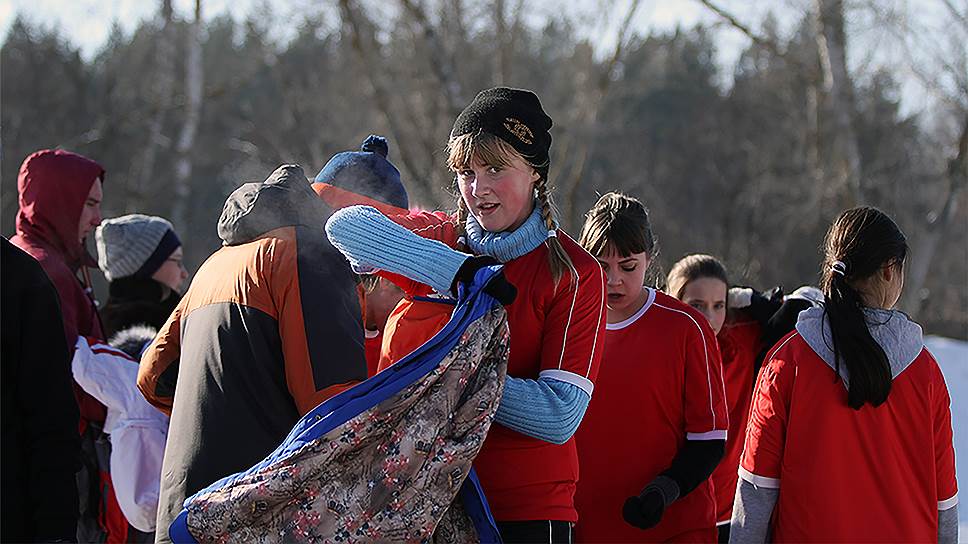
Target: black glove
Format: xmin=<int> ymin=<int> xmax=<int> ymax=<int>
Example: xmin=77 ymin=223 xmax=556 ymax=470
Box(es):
xmin=452 ymin=256 xmax=517 ymax=306
xmin=622 ymin=475 xmax=679 ymax=530
xmin=747 ymin=286 xmax=784 ymax=326
xmin=753 ymin=297 xmax=815 ymax=375
xmin=622 ymin=439 xmax=724 ymax=530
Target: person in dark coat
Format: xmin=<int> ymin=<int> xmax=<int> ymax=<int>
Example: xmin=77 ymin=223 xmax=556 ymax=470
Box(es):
xmin=138 ymin=165 xmax=371 ymax=544
xmin=1 ymin=237 xmax=81 ymax=542
xmin=10 ymin=148 xmax=129 ymax=542
xmin=95 ymin=214 xmax=187 ymax=341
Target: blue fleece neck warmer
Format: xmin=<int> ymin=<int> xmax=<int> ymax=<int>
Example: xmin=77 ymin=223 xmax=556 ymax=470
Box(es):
xmin=465 ymin=205 xmax=552 ymax=262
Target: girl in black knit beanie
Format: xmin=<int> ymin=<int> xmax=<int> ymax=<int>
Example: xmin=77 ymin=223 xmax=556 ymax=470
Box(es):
xmin=325 ymin=87 xmax=607 ymax=543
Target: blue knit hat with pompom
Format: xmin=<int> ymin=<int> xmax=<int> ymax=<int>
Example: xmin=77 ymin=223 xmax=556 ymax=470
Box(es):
xmin=314 ymin=135 xmax=409 ymax=210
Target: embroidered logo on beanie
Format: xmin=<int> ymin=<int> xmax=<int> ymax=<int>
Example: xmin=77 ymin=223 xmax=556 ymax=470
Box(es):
xmin=451 ymin=87 xmax=553 ymax=171
xmin=503 ymin=117 xmax=534 ymax=145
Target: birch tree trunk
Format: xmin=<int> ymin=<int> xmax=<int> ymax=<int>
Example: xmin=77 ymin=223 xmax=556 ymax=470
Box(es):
xmin=815 ymin=0 xmax=864 ymax=205
xmin=170 ymin=0 xmax=203 ymax=229
xmin=138 ymin=0 xmax=175 ymax=198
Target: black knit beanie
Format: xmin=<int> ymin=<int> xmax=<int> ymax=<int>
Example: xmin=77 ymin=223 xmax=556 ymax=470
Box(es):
xmin=450 ymin=87 xmax=553 ymax=176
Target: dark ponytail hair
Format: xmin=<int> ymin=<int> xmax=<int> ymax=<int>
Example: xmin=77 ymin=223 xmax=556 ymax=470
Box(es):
xmin=821 ymin=206 xmax=908 ymax=410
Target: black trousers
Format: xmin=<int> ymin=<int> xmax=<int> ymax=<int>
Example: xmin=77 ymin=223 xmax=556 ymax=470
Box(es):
xmin=497 ymin=520 xmax=573 ymax=544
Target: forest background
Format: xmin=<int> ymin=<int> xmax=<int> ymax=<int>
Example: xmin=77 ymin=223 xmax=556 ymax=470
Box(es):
xmin=2 ymin=0 xmax=966 ymax=338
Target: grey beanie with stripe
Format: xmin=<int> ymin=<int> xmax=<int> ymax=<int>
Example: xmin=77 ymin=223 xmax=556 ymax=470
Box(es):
xmin=95 ymin=214 xmax=180 ymax=281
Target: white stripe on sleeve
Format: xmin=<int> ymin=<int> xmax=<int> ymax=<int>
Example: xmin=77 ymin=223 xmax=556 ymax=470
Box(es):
xmin=738 ymin=467 xmax=780 ymax=489
xmin=556 ymin=264 xmax=581 ymax=371
xmin=938 ymin=493 xmax=959 ymax=511
xmin=654 ymin=302 xmax=717 ymax=429
xmin=584 ymin=265 xmax=606 ymax=378
xmin=687 ymin=430 xmax=728 ymax=441
xmin=539 ymin=369 xmax=595 ymax=396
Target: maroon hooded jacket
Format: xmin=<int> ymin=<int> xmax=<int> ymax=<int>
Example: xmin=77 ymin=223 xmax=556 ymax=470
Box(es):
xmin=11 ymin=149 xmax=107 ymax=425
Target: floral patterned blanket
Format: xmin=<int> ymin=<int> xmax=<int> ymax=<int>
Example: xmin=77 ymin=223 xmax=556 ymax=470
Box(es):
xmin=170 ymin=269 xmax=509 ymax=544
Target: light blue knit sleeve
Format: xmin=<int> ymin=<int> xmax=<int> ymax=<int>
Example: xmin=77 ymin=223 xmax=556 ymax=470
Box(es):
xmin=325 ymin=205 xmax=470 ymax=294
xmin=494 ymin=376 xmax=591 ymax=445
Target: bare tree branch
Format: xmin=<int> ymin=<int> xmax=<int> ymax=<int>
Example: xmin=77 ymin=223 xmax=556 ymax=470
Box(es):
xmin=559 ymin=0 xmax=642 ymax=227
xmin=338 ymin=0 xmax=437 ymax=205
xmin=398 ymin=0 xmax=464 ymax=118
xmin=695 ymin=0 xmax=788 ymax=59
xmin=889 ymin=15 xmax=968 ymax=105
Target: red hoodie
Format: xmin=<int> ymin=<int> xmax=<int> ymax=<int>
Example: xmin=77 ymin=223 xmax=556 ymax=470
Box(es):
xmin=11 ymin=150 xmax=132 ymax=542
xmin=11 ymin=149 xmax=107 ymax=424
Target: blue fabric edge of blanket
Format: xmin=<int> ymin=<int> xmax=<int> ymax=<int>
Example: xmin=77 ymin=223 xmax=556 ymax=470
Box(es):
xmin=169 ymin=266 xmax=506 ymax=544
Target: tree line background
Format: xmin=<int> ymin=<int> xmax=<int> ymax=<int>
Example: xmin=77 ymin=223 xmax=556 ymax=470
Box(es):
xmin=2 ymin=0 xmax=966 ymax=338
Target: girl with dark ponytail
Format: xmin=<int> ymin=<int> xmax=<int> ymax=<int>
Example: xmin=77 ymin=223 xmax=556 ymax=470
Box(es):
xmin=820 ymin=207 xmax=907 ymax=409
xmin=326 ymin=88 xmax=607 ymax=543
xmin=731 ymin=206 xmax=958 ymax=543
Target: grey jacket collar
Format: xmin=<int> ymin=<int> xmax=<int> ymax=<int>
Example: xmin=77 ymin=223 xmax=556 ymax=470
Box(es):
xmin=795 ymin=306 xmax=924 ymax=387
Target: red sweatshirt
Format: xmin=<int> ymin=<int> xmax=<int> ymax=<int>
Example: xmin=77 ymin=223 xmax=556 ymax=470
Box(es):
xmin=375 ymin=210 xmax=607 ymax=523
xmin=11 ymin=149 xmax=107 ymax=426
xmin=710 ymin=317 xmax=763 ymax=525
xmin=575 ymin=289 xmax=728 ymax=542
xmin=741 ymin=330 xmax=958 ymax=541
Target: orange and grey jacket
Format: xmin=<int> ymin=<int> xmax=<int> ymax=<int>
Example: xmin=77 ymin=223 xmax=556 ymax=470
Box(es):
xmin=138 ymin=165 xmax=366 ymax=543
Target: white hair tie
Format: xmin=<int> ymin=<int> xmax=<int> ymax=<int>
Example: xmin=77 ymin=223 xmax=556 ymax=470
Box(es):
xmin=831 ymin=260 xmax=847 ymax=277
xmin=547 ymin=230 xmax=557 ymax=238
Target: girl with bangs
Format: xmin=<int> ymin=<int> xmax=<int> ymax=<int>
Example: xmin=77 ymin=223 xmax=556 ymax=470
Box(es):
xmin=574 ymin=193 xmax=727 ymax=543
xmin=326 ymin=87 xmax=606 ymax=543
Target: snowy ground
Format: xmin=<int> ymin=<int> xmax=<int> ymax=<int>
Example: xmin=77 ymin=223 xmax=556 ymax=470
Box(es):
xmin=926 ymin=335 xmax=968 ymax=542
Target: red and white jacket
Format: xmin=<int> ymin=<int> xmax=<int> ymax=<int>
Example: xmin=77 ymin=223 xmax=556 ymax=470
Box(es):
xmin=72 ymin=336 xmax=168 ymax=532
xmin=738 ymin=307 xmax=958 ymax=541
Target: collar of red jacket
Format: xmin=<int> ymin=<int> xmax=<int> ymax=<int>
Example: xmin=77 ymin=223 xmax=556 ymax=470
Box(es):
xmin=15 ymin=149 xmax=105 ymax=269
xmin=312 ymin=182 xmax=409 ymax=216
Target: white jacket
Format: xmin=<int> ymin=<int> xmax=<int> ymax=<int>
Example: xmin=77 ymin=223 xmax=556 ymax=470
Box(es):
xmin=72 ymin=336 xmax=168 ymax=532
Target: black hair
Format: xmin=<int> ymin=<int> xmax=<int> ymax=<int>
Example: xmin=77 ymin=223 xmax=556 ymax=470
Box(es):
xmin=821 ymin=206 xmax=908 ymax=410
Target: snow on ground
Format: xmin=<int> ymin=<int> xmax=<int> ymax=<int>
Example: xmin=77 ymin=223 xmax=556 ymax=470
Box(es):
xmin=926 ymin=335 xmax=968 ymax=541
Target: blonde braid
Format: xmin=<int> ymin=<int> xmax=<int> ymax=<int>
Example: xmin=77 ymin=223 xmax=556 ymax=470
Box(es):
xmin=535 ymin=176 xmax=576 ymax=287
xmin=454 ymin=187 xmax=469 ymax=241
